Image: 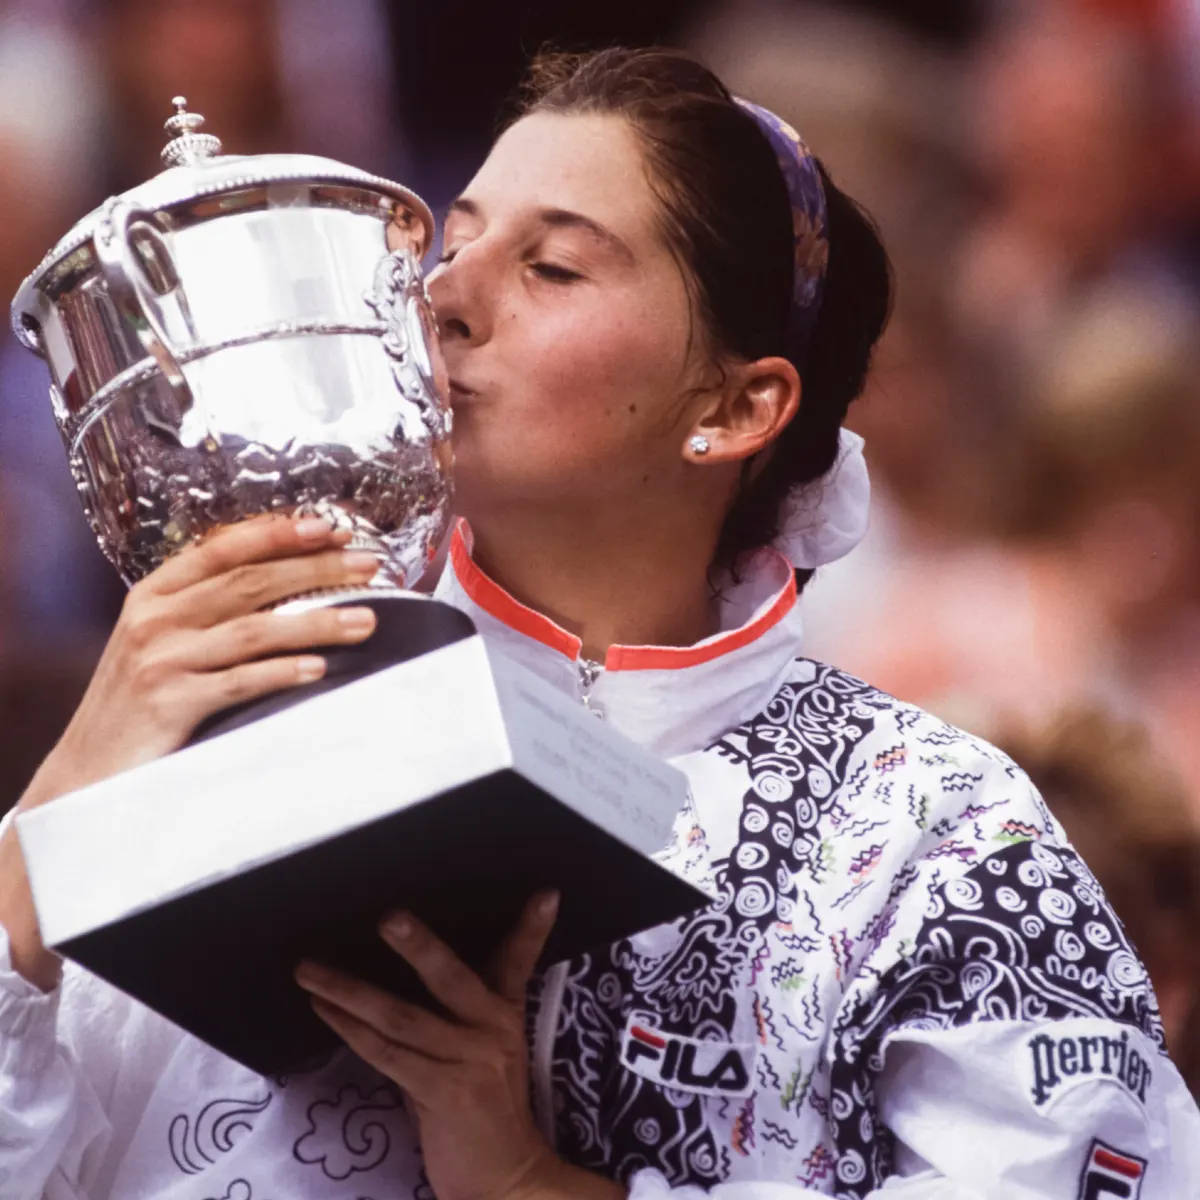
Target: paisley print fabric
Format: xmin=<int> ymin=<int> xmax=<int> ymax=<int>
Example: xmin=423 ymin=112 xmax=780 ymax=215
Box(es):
xmin=543 ymin=659 xmax=1172 ymax=1196
xmin=827 ymin=839 xmax=1164 ymax=1196
xmin=551 ymin=664 xmax=889 ymax=1186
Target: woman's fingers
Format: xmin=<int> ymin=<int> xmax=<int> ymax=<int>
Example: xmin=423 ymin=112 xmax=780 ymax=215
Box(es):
xmin=144 ymin=513 xmax=351 ymax=597
xmin=170 ymin=605 xmax=378 ymax=672
xmin=491 ymin=891 xmax=560 ymax=1004
xmin=295 ymin=962 xmax=467 ymax=1060
xmin=374 ymin=899 xmax=561 ymax=1025
xmin=378 ymin=914 xmax=499 ymax=1027
xmin=307 ymin=996 xmax=441 ymax=1102
xmin=171 ymin=547 xmax=380 ymax=628
xmin=30 ymin=515 xmax=388 ymax=795
xmin=185 ymin=652 xmax=332 ymax=718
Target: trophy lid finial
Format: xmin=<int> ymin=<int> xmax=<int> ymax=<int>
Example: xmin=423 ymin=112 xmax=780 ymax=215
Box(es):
xmin=161 ymin=96 xmax=223 ymax=167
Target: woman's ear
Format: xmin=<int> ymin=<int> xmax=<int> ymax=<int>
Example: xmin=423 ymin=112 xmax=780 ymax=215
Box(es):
xmin=683 ymin=356 xmax=801 ymax=464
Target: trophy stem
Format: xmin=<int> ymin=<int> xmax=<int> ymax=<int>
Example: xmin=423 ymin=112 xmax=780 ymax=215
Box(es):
xmin=188 ymin=594 xmax=475 ymax=746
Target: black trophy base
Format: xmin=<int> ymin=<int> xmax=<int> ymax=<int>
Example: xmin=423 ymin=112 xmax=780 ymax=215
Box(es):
xmin=19 ymin=603 xmax=707 ymax=1078
xmin=58 ymin=769 xmax=702 ymax=1077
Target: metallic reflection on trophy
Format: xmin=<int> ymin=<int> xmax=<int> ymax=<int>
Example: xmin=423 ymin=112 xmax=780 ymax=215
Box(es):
xmin=11 ymin=97 xmax=452 ymax=594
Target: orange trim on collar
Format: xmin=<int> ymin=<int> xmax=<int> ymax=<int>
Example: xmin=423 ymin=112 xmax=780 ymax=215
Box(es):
xmin=449 ymin=521 xmax=582 ymax=660
xmin=449 ymin=520 xmax=797 ymax=672
xmin=603 ymin=568 xmax=796 ymax=671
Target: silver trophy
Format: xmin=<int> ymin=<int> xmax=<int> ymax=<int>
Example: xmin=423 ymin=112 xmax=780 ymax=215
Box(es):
xmin=11 ymin=97 xmax=451 ymax=596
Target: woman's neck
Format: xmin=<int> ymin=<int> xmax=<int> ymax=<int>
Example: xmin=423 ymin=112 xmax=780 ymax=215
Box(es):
xmin=465 ymin=507 xmax=720 ymax=660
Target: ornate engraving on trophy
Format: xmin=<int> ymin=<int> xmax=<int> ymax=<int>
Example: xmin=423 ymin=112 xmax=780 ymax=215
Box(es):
xmin=365 ymin=250 xmax=449 ymax=441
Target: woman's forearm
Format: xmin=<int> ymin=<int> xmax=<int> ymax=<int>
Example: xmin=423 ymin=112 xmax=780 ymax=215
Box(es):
xmin=0 ymin=797 xmax=63 ymax=992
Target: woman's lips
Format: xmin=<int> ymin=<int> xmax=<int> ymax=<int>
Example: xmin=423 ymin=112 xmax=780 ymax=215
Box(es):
xmin=448 ymin=378 xmax=476 ymax=399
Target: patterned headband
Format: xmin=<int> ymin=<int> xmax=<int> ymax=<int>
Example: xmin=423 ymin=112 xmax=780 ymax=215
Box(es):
xmin=734 ymin=97 xmax=829 ymax=361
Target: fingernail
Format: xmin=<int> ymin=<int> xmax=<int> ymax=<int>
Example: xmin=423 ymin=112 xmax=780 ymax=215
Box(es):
xmin=538 ymin=891 xmax=560 ymax=919
xmin=295 ymin=517 xmax=332 ymax=538
xmin=342 ymin=550 xmax=380 ymax=574
xmin=294 ymin=961 xmax=319 ymax=987
xmin=384 ymin=913 xmax=412 ymax=940
xmin=337 ymin=607 xmax=376 ymax=634
xmin=296 ymin=655 xmax=326 ymax=682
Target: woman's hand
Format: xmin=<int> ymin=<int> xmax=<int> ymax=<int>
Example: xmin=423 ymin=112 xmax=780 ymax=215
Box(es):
xmin=2 ymin=513 xmax=382 ymax=991
xmin=21 ymin=513 xmax=380 ymax=809
xmin=295 ymin=896 xmax=625 ymax=1200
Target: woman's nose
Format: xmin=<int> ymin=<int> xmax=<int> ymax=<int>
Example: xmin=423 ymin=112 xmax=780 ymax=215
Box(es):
xmin=427 ymin=247 xmax=491 ymax=347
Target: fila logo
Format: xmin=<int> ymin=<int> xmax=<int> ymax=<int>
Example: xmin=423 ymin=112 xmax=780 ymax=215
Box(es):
xmin=619 ymin=1015 xmax=757 ymax=1097
xmin=1077 ymin=1139 xmax=1146 ymax=1199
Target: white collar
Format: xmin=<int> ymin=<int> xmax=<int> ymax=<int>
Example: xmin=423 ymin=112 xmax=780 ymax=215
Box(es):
xmin=433 ymin=521 xmax=805 ymax=758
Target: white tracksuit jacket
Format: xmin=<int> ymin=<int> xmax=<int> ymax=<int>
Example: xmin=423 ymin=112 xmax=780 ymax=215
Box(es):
xmin=2 ymin=526 xmax=1198 ymax=1200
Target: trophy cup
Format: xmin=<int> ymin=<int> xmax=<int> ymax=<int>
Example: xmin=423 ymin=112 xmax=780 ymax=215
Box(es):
xmin=9 ymin=100 xmax=706 ymax=1074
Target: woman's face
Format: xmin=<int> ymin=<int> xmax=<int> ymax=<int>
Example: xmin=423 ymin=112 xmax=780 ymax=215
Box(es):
xmin=426 ymin=111 xmax=706 ymax=522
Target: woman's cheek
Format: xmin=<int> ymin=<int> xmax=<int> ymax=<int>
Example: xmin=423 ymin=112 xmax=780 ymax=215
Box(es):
xmin=542 ymin=309 xmax=665 ymax=398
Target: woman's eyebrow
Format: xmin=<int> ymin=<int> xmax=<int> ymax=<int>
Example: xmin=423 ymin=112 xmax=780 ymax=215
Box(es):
xmin=537 ymin=208 xmax=635 ymax=264
xmin=446 ymin=196 xmax=481 ymax=221
xmin=444 ymin=197 xmax=634 ymax=264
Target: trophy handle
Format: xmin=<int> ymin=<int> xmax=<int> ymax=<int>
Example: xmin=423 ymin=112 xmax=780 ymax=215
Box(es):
xmin=93 ymin=198 xmax=196 ymax=406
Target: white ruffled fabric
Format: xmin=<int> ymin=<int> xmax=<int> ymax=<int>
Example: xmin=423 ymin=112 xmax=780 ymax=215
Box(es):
xmin=773 ymin=428 xmax=870 ymax=570
xmin=629 ymin=1170 xmax=825 ymax=1197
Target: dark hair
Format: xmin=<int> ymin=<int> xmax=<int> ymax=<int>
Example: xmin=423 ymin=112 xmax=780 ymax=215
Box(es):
xmin=512 ymin=46 xmax=893 ymax=581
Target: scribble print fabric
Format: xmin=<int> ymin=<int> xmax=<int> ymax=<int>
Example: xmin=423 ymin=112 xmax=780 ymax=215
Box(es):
xmin=537 ymin=661 xmax=1187 ymax=1198
xmin=2 ymin=648 xmax=1198 ymax=1198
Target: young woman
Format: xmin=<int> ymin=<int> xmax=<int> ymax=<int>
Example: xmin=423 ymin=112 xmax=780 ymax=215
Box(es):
xmin=2 ymin=47 xmax=1197 ymax=1200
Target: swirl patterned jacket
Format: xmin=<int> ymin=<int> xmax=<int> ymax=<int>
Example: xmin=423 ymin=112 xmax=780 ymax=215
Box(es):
xmin=2 ymin=528 xmax=1198 ymax=1200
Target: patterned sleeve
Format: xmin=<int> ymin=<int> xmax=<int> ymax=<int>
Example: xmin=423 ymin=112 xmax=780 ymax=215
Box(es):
xmin=825 ymin=740 xmax=1200 ymax=1199
xmin=538 ymin=664 xmax=1200 ymax=1199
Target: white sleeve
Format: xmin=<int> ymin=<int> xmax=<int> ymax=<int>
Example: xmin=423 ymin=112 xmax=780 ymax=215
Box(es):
xmin=0 ymin=922 xmax=110 ymax=1200
xmin=876 ymin=1019 xmax=1200 ymax=1199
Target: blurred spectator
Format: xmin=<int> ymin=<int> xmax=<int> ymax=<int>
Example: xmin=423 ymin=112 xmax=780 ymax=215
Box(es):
xmin=999 ymin=708 xmax=1200 ymax=1096
xmin=950 ymin=5 xmax=1193 ymax=403
xmin=806 ymin=279 xmax=1200 ymax=797
xmin=715 ymin=1 xmax=1200 ymax=809
xmin=276 ymin=0 xmax=405 ymax=178
xmin=97 ymin=0 xmax=287 ymax=188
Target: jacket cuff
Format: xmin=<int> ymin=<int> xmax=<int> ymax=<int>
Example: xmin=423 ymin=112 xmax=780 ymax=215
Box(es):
xmin=0 ymin=922 xmax=62 ymax=1078
xmin=627 ymin=1170 xmax=710 ymax=1198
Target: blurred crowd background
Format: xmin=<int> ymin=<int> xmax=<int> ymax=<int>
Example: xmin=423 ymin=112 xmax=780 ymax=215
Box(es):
xmin=1 ymin=0 xmax=1197 ymax=1085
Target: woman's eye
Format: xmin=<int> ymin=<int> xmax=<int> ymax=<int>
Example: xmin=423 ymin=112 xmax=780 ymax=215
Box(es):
xmin=437 ymin=249 xmax=459 ymax=265
xmin=530 ymin=262 xmax=583 ymax=283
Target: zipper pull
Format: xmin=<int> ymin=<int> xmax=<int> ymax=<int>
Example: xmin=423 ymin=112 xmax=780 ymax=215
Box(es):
xmin=577 ymin=658 xmax=606 ymax=719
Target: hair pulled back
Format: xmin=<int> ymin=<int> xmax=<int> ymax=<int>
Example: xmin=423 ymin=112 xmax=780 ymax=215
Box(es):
xmin=512 ymin=46 xmax=893 ymax=580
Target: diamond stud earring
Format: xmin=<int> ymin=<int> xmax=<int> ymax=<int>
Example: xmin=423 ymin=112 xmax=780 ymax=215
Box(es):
xmin=688 ymin=434 xmax=710 ymax=456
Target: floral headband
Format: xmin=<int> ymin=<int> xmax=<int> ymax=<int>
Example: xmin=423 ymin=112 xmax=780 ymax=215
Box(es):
xmin=734 ymin=97 xmax=829 ymax=362
xmin=734 ymin=99 xmax=867 ymax=572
